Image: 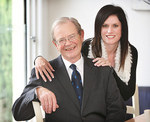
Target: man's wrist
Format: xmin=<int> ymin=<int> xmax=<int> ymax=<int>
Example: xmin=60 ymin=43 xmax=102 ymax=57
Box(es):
xmin=35 ymin=86 xmax=42 ymax=98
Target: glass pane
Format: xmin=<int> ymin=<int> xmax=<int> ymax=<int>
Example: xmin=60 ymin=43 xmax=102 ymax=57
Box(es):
xmin=0 ymin=0 xmax=12 ymax=122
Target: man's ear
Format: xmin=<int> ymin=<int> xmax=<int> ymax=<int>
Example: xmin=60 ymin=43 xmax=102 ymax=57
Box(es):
xmin=80 ymin=30 xmax=84 ymax=42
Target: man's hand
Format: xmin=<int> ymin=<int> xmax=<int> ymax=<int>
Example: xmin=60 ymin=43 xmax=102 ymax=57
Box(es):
xmin=36 ymin=87 xmax=59 ymax=114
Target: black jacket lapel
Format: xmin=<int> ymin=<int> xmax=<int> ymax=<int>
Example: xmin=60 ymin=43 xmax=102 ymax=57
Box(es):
xmin=52 ymin=56 xmax=80 ymax=111
xmin=81 ymin=57 xmax=96 ymax=113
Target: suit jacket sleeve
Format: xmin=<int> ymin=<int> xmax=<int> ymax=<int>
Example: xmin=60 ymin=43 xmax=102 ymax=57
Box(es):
xmin=12 ymin=68 xmax=43 ymax=121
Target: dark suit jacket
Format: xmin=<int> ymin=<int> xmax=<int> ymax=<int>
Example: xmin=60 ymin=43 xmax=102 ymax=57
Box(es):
xmin=12 ymin=55 xmax=126 ymax=122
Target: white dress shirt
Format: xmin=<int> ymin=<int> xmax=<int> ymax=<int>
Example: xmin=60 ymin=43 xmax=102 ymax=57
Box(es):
xmin=62 ymin=55 xmax=84 ymax=86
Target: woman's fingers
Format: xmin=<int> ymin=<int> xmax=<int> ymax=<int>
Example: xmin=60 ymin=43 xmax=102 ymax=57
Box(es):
xmin=39 ymin=68 xmax=47 ymax=82
xmin=93 ymin=57 xmax=103 ymax=66
xmin=35 ymin=57 xmax=55 ymax=82
xmin=48 ymin=63 xmax=55 ymax=72
xmin=35 ymin=67 xmax=40 ymax=79
xmin=42 ymin=67 xmax=52 ymax=82
xmin=92 ymin=57 xmax=101 ymax=62
xmin=93 ymin=57 xmax=111 ymax=67
xmin=45 ymin=65 xmax=54 ymax=79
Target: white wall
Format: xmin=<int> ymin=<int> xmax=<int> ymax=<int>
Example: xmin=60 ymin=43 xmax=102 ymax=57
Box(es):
xmin=12 ymin=0 xmax=26 ymax=121
xmin=36 ymin=0 xmax=150 ymax=86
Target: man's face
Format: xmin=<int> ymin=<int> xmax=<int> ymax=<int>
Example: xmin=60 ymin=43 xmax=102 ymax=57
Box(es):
xmin=53 ymin=21 xmax=84 ymax=63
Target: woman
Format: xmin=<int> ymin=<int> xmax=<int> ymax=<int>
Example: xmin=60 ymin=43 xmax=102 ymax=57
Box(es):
xmin=34 ymin=4 xmax=138 ymax=101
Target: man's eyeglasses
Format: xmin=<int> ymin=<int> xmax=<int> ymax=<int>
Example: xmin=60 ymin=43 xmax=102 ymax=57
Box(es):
xmin=55 ymin=33 xmax=79 ymax=45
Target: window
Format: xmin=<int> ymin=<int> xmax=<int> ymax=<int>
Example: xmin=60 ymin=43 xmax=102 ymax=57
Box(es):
xmin=0 ymin=0 xmax=27 ymax=121
xmin=0 ymin=0 xmax=12 ymax=121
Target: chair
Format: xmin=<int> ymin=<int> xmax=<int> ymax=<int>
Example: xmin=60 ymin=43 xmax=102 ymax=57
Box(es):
xmin=32 ymin=101 xmax=45 ymax=122
xmin=126 ymin=84 xmax=140 ymax=117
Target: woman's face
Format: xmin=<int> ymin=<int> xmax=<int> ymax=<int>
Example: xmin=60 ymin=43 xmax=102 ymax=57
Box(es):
xmin=101 ymin=15 xmax=122 ymax=45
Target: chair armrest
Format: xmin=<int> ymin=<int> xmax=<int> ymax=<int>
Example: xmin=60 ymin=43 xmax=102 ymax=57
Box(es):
xmin=32 ymin=101 xmax=44 ymax=122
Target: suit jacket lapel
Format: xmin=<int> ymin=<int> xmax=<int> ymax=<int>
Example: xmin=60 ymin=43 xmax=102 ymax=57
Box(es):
xmin=54 ymin=56 xmax=80 ymax=111
xmin=81 ymin=56 xmax=96 ymax=113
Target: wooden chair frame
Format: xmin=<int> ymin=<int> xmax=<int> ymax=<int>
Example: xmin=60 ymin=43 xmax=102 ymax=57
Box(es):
xmin=126 ymin=84 xmax=140 ymax=117
xmin=32 ymin=101 xmax=44 ymax=122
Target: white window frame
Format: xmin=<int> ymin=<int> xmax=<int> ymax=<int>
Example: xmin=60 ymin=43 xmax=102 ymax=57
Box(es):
xmin=12 ymin=0 xmax=44 ymax=121
xmin=12 ymin=0 xmax=26 ymax=122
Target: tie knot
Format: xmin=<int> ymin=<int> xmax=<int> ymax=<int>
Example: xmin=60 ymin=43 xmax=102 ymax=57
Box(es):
xmin=70 ymin=64 xmax=77 ymax=71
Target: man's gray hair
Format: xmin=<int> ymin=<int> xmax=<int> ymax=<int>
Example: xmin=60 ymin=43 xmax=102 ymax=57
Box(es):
xmin=51 ymin=17 xmax=83 ymax=41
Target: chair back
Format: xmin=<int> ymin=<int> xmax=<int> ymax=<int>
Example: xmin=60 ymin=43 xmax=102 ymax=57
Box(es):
xmin=126 ymin=84 xmax=140 ymax=117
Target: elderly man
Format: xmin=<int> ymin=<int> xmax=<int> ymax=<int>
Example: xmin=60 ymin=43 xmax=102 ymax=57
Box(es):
xmin=12 ymin=17 xmax=126 ymax=122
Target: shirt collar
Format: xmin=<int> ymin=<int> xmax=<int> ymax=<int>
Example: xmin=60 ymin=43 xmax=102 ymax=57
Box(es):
xmin=62 ymin=55 xmax=84 ymax=71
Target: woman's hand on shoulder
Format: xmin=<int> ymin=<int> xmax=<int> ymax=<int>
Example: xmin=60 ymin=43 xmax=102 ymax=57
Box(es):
xmin=92 ymin=57 xmax=111 ymax=67
xmin=35 ymin=56 xmax=55 ymax=82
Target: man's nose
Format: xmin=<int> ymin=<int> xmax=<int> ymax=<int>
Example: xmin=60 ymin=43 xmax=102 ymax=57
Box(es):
xmin=65 ymin=38 xmax=72 ymax=45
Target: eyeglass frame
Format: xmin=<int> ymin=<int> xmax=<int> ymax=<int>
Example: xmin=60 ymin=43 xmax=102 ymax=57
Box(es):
xmin=54 ymin=33 xmax=80 ymax=45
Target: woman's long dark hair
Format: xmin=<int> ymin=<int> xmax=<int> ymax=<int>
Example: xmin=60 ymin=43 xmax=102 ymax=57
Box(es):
xmin=92 ymin=4 xmax=129 ymax=70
